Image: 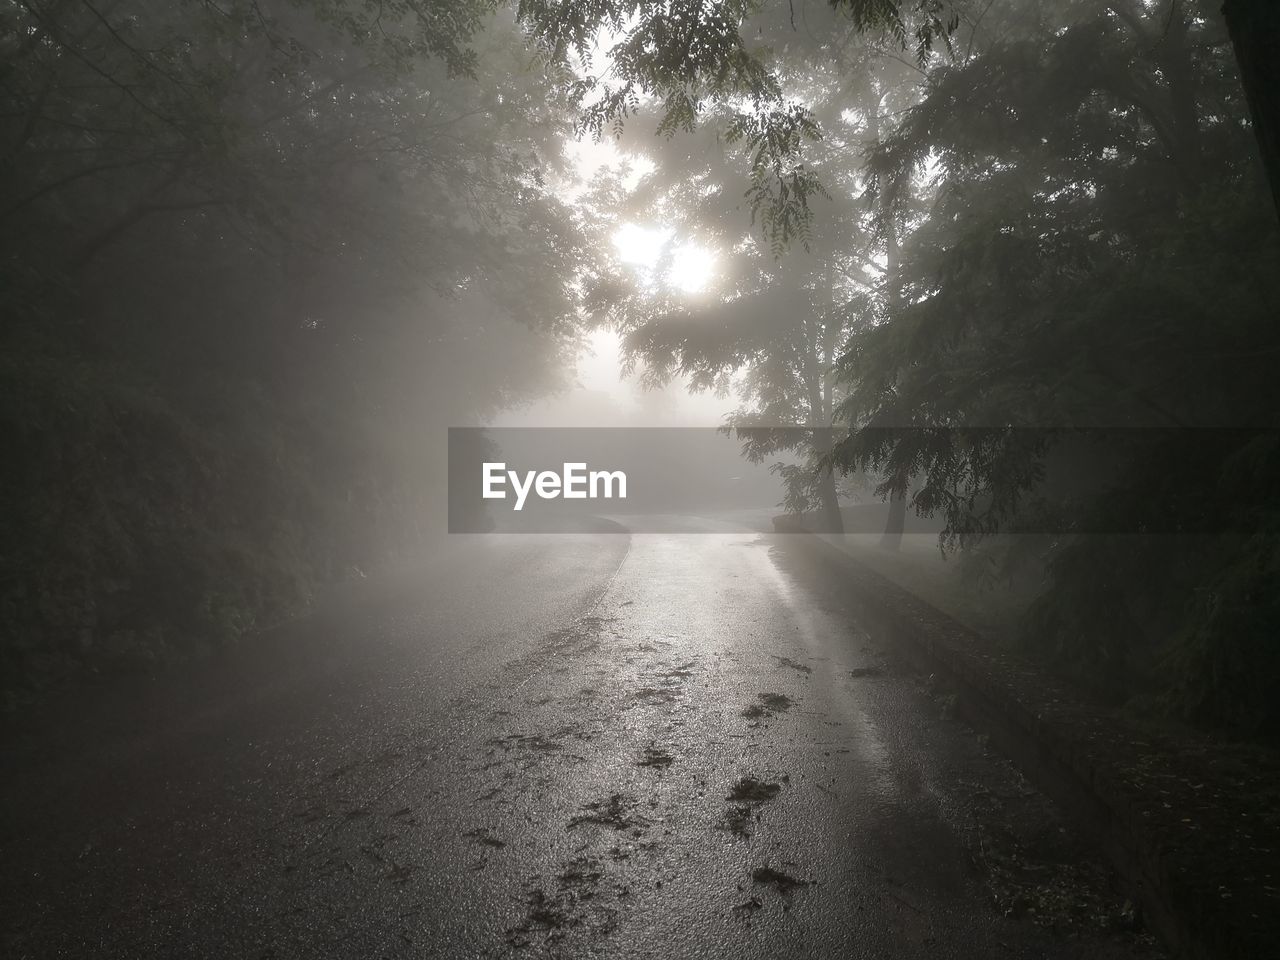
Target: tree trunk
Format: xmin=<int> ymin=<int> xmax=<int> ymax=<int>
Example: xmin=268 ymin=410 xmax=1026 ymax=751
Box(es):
xmin=880 ymin=490 xmax=906 ymax=551
xmin=817 ymin=462 xmax=844 ymax=534
xmin=802 ymin=319 xmax=844 ymax=534
xmin=875 ymin=189 xmax=906 ymax=547
xmin=871 ymin=84 xmax=908 ymax=549
xmin=1223 ymin=0 xmax=1280 ymax=223
xmin=810 ymin=416 xmax=844 ymax=535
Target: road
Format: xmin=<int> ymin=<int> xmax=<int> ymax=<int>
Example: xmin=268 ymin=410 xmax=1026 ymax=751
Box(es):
xmin=1 ymin=518 xmax=1160 ymax=958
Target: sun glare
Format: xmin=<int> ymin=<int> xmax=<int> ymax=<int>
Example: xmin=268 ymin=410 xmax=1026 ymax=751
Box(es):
xmin=613 ymin=223 xmax=671 ymax=268
xmin=612 ymin=224 xmax=716 ymax=294
xmin=667 ymin=243 xmax=715 ymax=293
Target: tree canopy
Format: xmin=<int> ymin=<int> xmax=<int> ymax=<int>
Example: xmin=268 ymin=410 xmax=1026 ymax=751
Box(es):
xmin=5 ymin=0 xmax=1280 ymax=741
xmin=544 ymin=0 xmax=1280 ymax=738
xmin=0 ymin=0 xmax=585 ymax=695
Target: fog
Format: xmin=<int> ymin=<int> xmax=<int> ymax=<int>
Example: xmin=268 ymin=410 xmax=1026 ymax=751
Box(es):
xmin=3 ymin=1 xmax=1279 ymax=956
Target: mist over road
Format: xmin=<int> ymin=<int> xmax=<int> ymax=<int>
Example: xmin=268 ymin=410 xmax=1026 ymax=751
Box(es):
xmin=2 ymin=520 xmax=1156 ymax=958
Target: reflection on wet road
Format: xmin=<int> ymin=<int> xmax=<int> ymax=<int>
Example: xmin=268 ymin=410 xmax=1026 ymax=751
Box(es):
xmin=1 ymin=520 xmax=1160 ymax=958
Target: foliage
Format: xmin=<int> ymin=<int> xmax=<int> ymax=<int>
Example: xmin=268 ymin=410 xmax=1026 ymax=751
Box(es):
xmin=572 ymin=4 xmax=928 ymax=518
xmin=827 ymin=0 xmax=1280 ymax=736
xmin=829 ymin=0 xmax=960 ymax=63
xmin=530 ymin=0 xmax=1280 ymax=738
xmin=7 ymin=0 xmax=1279 ymax=744
xmin=517 ymin=0 xmax=830 ymax=249
xmin=0 ymin=0 xmax=584 ymax=702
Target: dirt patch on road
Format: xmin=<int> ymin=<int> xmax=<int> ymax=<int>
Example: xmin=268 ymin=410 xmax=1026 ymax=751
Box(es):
xmin=489 ymin=732 xmax=562 ymax=753
xmin=751 ymin=866 xmax=811 ymax=893
xmin=742 ymin=692 xmax=795 ymax=720
xmin=558 ymin=856 xmax=605 ymax=890
xmin=654 ymin=662 xmax=697 ymax=681
xmin=727 ymin=776 xmax=782 ymax=803
xmin=462 ymin=827 xmax=506 ymax=849
xmin=631 ymin=685 xmax=680 ymax=705
xmin=719 ymin=805 xmax=756 ymax=838
xmin=637 ymin=745 xmax=674 ymax=769
xmin=773 ymin=656 xmax=812 ymax=674
xmin=568 ymin=794 xmax=650 ymax=832
xmin=849 ymin=666 xmax=884 ymax=678
xmin=507 ymin=857 xmax=624 ymax=948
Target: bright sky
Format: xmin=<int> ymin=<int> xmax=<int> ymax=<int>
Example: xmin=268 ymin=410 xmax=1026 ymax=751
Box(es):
xmin=499 ymin=18 xmax=734 ymax=427
xmin=493 ymin=134 xmax=728 ymax=427
xmin=612 ymin=224 xmax=718 ymax=295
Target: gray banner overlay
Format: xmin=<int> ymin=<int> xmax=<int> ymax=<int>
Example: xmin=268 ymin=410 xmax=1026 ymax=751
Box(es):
xmin=448 ymin=427 xmax=1280 ymax=534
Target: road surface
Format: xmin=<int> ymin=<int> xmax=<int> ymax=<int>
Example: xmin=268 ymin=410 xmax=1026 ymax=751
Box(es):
xmin=1 ymin=519 xmax=1160 ymax=958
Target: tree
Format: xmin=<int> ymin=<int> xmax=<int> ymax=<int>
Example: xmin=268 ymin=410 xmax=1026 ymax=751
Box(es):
xmin=826 ymin=0 xmax=1280 ymax=734
xmin=522 ymin=0 xmax=1280 ymax=738
xmin=574 ymin=3 xmax=925 ymax=530
xmin=1221 ymin=0 xmax=1280 ymax=221
xmin=517 ymin=1 xmax=1280 ymax=228
xmin=611 ymin=264 xmax=860 ymax=531
xmin=0 ymin=1 xmax=587 ymax=696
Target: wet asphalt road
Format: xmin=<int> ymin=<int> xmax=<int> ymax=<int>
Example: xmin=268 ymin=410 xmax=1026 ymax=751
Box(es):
xmin=1 ymin=518 xmax=1161 ymax=958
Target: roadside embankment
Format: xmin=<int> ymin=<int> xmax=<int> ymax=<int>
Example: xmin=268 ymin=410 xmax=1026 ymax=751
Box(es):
xmin=791 ymin=529 xmax=1280 ymax=960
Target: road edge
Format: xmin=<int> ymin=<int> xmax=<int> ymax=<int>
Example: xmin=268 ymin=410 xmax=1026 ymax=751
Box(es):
xmin=788 ymin=530 xmax=1278 ymax=960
